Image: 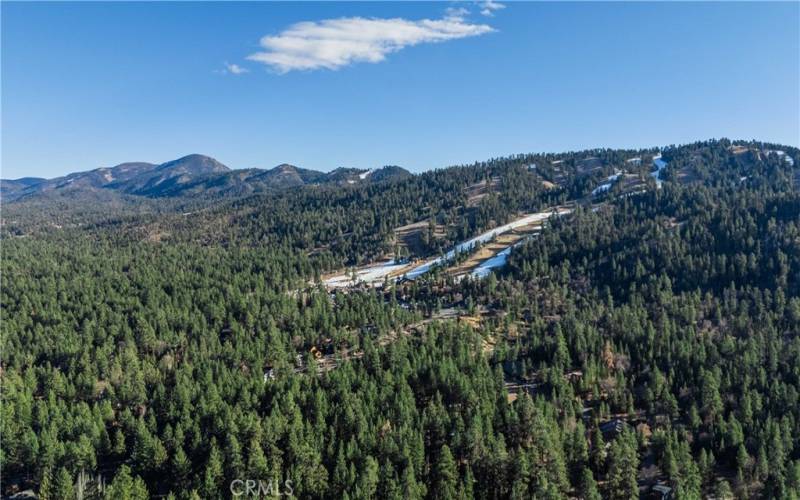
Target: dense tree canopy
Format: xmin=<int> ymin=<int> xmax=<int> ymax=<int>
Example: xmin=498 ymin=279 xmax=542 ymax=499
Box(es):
xmin=2 ymin=139 xmax=799 ymax=498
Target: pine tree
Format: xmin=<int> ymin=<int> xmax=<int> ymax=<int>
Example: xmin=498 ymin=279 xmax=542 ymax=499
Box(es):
xmin=714 ymin=479 xmax=734 ymax=500
xmin=112 ymin=429 xmax=126 ymax=456
xmin=580 ymin=468 xmax=601 ymax=500
xmin=105 ymin=465 xmax=149 ymax=500
xmin=225 ymin=434 xmax=245 ymax=482
xmin=38 ymin=467 xmax=54 ymax=500
xmin=172 ymin=445 xmax=191 ymax=487
xmin=432 ymin=445 xmax=458 ymax=500
xmin=54 ymin=467 xmax=75 ymax=500
xmin=591 ymin=427 xmax=606 ymax=473
xmin=246 ymin=437 xmax=270 ymax=479
xmin=569 ymin=421 xmax=589 ymax=478
xmin=606 ymin=430 xmax=638 ymax=500
xmin=459 ymin=465 xmax=475 ymax=499
xmin=736 ymin=443 xmax=749 ymax=479
xmin=333 ymin=447 xmax=351 ymax=494
xmin=355 ymin=456 xmax=379 ymax=498
xmin=401 ymin=464 xmax=425 ymax=500
xmin=509 ymin=449 xmax=530 ymax=499
xmin=202 ymin=439 xmax=224 ymax=498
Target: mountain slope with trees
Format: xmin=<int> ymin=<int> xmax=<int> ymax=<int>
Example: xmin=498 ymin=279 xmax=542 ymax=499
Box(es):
xmin=1 ymin=139 xmax=799 ymax=499
xmin=1 ymin=156 xmax=413 ymax=202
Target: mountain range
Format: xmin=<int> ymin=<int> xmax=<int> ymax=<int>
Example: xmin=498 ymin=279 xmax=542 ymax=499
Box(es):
xmin=0 ymin=154 xmax=412 ymax=202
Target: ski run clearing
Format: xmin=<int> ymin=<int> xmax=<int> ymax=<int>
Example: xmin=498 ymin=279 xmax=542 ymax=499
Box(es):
xmin=322 ymin=207 xmax=572 ymax=288
xmin=323 ymin=147 xmax=797 ymax=290
xmin=591 ymin=171 xmax=623 ymax=196
xmin=651 ymin=154 xmax=668 ymax=187
xmin=324 ymin=153 xmax=676 ymax=289
xmin=591 ymin=155 xmax=667 ymax=196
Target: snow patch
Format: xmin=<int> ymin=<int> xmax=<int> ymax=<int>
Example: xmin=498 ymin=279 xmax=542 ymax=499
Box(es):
xmin=404 ymin=208 xmax=571 ymax=280
xmin=651 ymin=154 xmax=667 ymax=188
xmin=324 ymin=260 xmax=407 ymax=288
xmin=766 ymin=150 xmax=795 ymax=167
xmin=592 ymin=171 xmax=622 ymax=196
xmin=471 ymin=246 xmax=513 ymax=278
xmin=592 ymin=183 xmax=613 ymax=195
xmin=324 ymin=208 xmax=573 ymax=287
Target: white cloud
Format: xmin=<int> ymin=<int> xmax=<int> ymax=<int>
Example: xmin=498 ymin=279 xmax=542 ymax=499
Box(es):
xmin=224 ymin=62 xmax=249 ymax=75
xmin=247 ymin=15 xmax=494 ymax=73
xmin=480 ymin=0 xmax=505 ymax=17
xmin=445 ymin=6 xmax=471 ymax=20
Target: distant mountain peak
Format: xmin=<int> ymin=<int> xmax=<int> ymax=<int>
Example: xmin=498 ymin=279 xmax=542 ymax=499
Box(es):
xmin=156 ymin=154 xmax=229 ymax=173
xmin=272 ymin=163 xmax=300 ymax=173
xmin=0 ymin=155 xmax=412 ymax=202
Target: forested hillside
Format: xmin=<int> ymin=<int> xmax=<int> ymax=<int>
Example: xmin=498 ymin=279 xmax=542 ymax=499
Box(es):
xmin=2 ymin=139 xmax=799 ymax=499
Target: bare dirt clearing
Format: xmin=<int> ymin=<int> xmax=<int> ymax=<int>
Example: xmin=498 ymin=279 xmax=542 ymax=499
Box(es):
xmin=464 ymin=177 xmax=500 ymax=206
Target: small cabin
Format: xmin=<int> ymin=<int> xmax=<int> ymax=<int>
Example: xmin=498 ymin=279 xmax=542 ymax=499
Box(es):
xmin=600 ymin=418 xmax=629 ymax=439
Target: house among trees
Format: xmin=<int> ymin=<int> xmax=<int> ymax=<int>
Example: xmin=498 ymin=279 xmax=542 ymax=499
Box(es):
xmin=600 ymin=418 xmax=630 ymax=440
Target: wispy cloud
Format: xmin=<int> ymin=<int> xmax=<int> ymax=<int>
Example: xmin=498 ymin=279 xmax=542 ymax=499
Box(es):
xmin=221 ymin=62 xmax=249 ymax=75
xmin=480 ymin=0 xmax=505 ymax=17
xmin=445 ymin=6 xmax=471 ymax=19
xmin=247 ymin=15 xmax=494 ymax=74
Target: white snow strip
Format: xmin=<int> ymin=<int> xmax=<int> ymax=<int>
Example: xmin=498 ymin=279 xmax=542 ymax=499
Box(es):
xmin=470 ymin=227 xmax=547 ymax=279
xmin=651 ymin=154 xmax=668 ymax=188
xmin=403 ymin=259 xmax=440 ymax=280
xmin=357 ymin=260 xmax=406 ymax=282
xmin=324 ymin=208 xmax=573 ymax=287
xmin=324 ymin=259 xmax=407 ymax=288
xmin=592 ymin=171 xmax=622 ymax=196
xmin=404 ymin=208 xmax=571 ymax=280
xmin=359 ymin=169 xmax=374 ymax=180
xmin=471 ymin=246 xmax=512 ymax=278
xmin=592 ymin=183 xmax=613 ymax=196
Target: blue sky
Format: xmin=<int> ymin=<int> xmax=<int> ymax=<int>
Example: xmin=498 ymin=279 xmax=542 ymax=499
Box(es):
xmin=2 ymin=1 xmax=798 ymax=179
